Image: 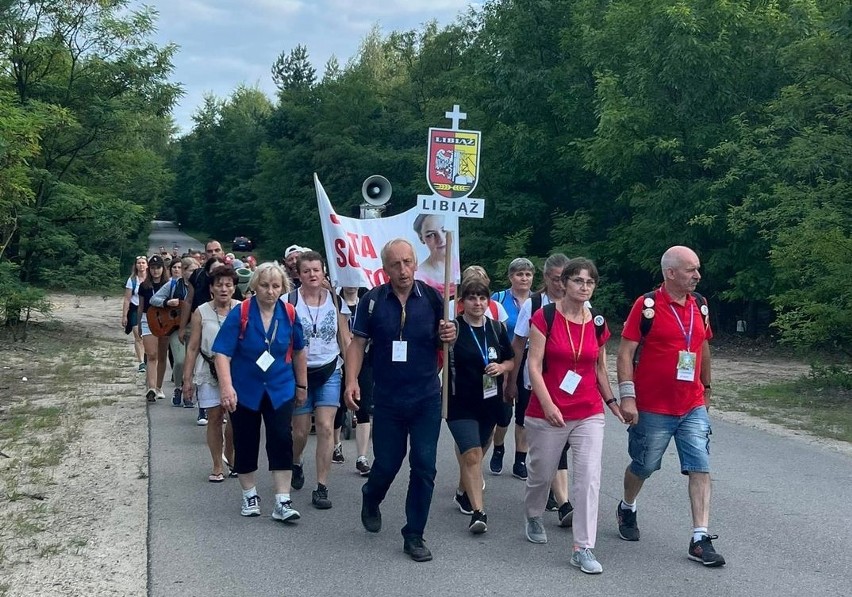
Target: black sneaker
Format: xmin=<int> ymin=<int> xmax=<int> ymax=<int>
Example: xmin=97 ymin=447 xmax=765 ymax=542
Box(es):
xmin=403 ymin=535 xmax=432 ymax=562
xmin=361 ymin=499 xmax=381 ymax=533
xmin=546 ymin=490 xmax=558 ymax=512
xmin=469 ymin=510 xmax=488 ymax=534
xmin=332 ymin=443 xmax=345 ymax=464
xmin=688 ymin=534 xmax=726 ymax=567
xmin=558 ymin=500 xmax=574 ymax=528
xmin=453 ymin=491 xmax=473 ymax=515
xmin=355 ymin=457 xmax=371 ymax=477
xmin=512 ymin=461 xmax=528 ymax=480
xmin=311 ymin=484 xmax=332 ymax=509
xmin=489 ymin=445 xmax=504 ymax=475
xmin=617 ymin=502 xmax=640 ymax=541
xmin=291 ymin=464 xmax=305 ymax=490
xmin=172 ymin=388 xmax=182 ymax=407
xmin=196 ymin=408 xmax=208 ymax=426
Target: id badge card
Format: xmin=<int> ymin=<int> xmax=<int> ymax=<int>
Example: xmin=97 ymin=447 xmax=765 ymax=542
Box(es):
xmin=483 ymin=374 xmax=498 ymax=399
xmin=676 ymin=350 xmax=697 ymax=381
xmin=256 ymin=350 xmax=275 ymax=372
xmin=392 ymin=340 xmax=408 ymax=362
xmin=559 ymin=370 xmax=582 ymax=395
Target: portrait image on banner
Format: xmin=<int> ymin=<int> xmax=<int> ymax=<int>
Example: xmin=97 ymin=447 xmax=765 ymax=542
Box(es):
xmin=314 ymin=174 xmax=460 ymax=294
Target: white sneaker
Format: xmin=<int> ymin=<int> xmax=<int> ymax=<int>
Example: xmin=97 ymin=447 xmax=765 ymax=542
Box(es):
xmin=241 ymin=494 xmax=261 ymax=517
xmin=155 ymin=388 xmax=166 ymax=400
xmin=571 ymin=548 xmax=603 ymax=574
xmin=272 ymin=500 xmax=301 ymax=522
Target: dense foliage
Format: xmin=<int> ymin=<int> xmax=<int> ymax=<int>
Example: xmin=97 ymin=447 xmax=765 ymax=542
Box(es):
xmin=3 ymin=0 xmax=849 ymax=361
xmin=0 ymin=0 xmax=179 ymax=304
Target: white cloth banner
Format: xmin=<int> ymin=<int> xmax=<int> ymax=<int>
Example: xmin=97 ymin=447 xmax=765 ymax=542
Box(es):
xmin=314 ymin=174 xmax=460 ymax=293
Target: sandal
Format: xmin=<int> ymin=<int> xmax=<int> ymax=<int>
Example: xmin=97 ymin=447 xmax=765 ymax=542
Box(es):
xmin=208 ymin=472 xmax=225 ymax=483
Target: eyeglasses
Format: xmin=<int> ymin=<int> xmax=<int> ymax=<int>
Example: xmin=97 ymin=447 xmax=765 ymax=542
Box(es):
xmin=568 ymin=278 xmax=597 ymax=288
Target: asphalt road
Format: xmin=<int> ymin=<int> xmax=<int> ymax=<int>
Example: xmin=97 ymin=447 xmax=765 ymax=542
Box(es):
xmin=146 ymin=221 xmax=852 ymax=597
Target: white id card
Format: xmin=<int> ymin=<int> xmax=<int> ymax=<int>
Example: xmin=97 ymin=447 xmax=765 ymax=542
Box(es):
xmin=256 ymin=350 xmax=275 ymax=372
xmin=392 ymin=341 xmax=408 ymax=362
xmin=676 ymin=350 xmax=697 ymax=382
xmin=559 ymin=370 xmax=582 ymax=395
xmin=483 ymin=374 xmax=498 ymax=399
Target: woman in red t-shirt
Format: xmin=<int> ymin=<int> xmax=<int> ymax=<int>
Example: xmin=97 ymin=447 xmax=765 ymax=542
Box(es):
xmin=523 ymin=258 xmax=623 ymax=574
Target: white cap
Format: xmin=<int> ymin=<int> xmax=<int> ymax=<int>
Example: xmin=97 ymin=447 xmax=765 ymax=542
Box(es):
xmin=284 ymin=244 xmax=302 ymax=258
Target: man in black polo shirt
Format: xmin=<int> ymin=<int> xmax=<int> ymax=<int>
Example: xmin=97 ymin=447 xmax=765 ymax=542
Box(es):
xmin=344 ymin=238 xmax=456 ymax=562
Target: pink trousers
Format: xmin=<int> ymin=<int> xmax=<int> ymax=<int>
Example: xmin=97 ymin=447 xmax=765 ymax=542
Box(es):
xmin=524 ymin=414 xmax=605 ymax=548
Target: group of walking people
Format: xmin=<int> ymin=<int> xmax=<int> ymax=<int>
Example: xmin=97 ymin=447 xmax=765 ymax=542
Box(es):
xmin=123 ymin=238 xmax=724 ymax=572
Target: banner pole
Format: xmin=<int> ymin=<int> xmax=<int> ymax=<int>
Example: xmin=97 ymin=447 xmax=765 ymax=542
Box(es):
xmin=441 ymin=230 xmax=452 ymax=419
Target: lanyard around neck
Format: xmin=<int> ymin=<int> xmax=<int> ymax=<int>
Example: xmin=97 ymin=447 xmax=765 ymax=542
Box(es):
xmin=467 ymin=321 xmax=490 ymax=365
xmin=668 ymin=303 xmax=694 ymax=351
xmin=564 ymin=312 xmax=587 ymax=368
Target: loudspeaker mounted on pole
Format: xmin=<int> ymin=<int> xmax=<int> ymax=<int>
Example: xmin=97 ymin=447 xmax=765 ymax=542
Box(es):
xmin=360 ymin=175 xmax=391 ymax=219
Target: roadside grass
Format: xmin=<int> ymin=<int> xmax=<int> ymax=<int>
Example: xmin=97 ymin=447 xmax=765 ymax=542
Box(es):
xmin=0 ymin=320 xmax=135 ymax=571
xmin=715 ymin=375 xmax=852 ymax=443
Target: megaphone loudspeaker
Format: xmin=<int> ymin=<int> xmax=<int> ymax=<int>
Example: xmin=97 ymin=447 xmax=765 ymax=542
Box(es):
xmin=361 ymin=175 xmax=392 ymax=206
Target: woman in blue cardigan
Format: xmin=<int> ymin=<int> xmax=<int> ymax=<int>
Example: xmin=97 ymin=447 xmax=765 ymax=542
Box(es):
xmin=213 ymin=262 xmax=308 ymax=522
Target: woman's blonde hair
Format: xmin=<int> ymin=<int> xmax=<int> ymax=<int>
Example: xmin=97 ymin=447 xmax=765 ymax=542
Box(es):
xmin=248 ymin=262 xmax=292 ymax=294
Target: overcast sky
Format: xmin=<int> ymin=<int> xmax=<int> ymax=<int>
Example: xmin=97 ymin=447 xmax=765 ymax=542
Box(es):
xmin=133 ymin=0 xmax=475 ymax=133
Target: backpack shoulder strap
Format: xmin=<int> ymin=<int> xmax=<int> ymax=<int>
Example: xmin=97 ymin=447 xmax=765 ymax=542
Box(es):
xmin=639 ymin=291 xmax=656 ymax=339
xmin=283 ymin=301 xmax=296 ymax=363
xmin=287 ymin=290 xmax=299 ymax=306
xmin=589 ymin=307 xmax=606 ymax=341
xmin=690 ymin=291 xmax=710 ymax=331
xmin=531 ymin=291 xmax=543 ymax=315
xmin=542 ymin=302 xmax=557 ymax=338
xmin=238 ymin=297 xmax=252 ymax=340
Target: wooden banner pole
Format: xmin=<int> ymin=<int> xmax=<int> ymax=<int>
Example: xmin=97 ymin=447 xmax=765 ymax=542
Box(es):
xmin=441 ymin=230 xmax=453 ymax=419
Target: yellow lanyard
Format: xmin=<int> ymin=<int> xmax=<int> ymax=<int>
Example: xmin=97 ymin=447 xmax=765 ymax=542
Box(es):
xmin=564 ymin=312 xmax=587 ymax=369
xmin=399 ymin=303 xmax=407 ymax=341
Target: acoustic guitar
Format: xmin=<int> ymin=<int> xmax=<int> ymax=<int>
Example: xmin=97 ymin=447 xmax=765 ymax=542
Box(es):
xmin=147 ymin=302 xmax=183 ymax=337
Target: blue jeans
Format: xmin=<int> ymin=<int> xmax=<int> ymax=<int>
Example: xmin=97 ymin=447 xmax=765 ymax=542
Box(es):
xmin=294 ymin=368 xmax=341 ymax=415
xmin=628 ymin=406 xmax=712 ymax=479
xmin=362 ymin=395 xmax=442 ymax=538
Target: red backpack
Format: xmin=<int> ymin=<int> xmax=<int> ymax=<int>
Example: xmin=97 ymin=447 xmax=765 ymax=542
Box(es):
xmin=238 ymin=297 xmax=297 ymax=363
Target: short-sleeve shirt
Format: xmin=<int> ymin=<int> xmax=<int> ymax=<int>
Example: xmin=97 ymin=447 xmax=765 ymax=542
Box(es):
xmin=351 ymin=281 xmax=442 ymax=406
xmin=621 ymin=286 xmax=713 ymax=416
xmin=138 ymin=280 xmax=166 ymax=313
xmin=212 ymin=298 xmax=306 ymax=411
xmin=527 ymin=308 xmax=610 ymax=421
xmin=125 ymin=276 xmax=143 ymax=306
xmin=448 ymin=318 xmax=514 ymax=422
xmin=293 ymin=289 xmax=349 ymax=369
xmin=514 ymin=293 xmax=556 ymax=389
xmin=491 ymin=289 xmax=531 ymax=337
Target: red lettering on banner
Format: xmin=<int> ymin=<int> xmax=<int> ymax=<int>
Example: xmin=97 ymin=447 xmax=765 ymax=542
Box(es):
xmin=334 ymin=238 xmax=347 ymax=267
xmin=361 ymin=236 xmax=377 ymax=259
xmin=330 ymin=214 xmax=341 ymax=224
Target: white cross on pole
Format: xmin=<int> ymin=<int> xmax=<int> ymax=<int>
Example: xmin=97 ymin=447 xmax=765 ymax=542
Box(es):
xmin=445 ymin=104 xmax=467 ymax=131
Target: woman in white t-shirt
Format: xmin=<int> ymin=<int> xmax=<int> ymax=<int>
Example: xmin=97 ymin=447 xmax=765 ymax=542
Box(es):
xmin=289 ymin=251 xmax=350 ymax=510
xmin=122 ymin=255 xmax=148 ymax=372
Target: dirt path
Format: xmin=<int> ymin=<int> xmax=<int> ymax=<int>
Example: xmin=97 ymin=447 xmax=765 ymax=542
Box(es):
xmin=0 ymin=293 xmax=844 ymax=596
xmin=0 ymin=294 xmax=147 ymax=597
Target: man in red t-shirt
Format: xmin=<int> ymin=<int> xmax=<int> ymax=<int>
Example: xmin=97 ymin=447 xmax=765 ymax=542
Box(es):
xmin=614 ymin=246 xmax=725 ymax=568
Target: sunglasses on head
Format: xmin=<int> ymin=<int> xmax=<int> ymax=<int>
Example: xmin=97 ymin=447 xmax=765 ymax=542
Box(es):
xmin=136 ymin=256 xmax=147 ymax=260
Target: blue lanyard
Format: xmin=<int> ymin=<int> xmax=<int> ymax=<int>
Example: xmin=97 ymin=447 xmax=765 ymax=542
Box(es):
xmin=668 ymin=303 xmax=694 ymax=351
xmin=467 ymin=322 xmax=489 ymax=366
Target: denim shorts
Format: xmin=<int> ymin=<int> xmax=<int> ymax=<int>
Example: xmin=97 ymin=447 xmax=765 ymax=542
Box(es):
xmin=627 ymin=406 xmax=711 ymax=479
xmin=294 ymin=367 xmax=341 ymax=416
